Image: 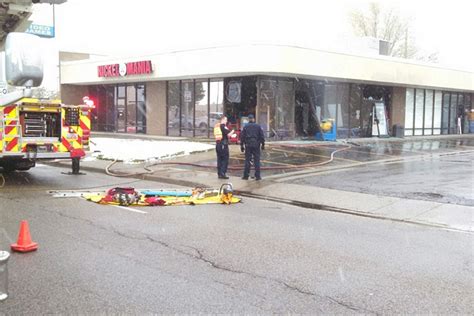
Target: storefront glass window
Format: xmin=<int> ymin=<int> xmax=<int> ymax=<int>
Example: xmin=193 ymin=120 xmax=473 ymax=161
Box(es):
xmin=258 ymin=79 xmax=277 ymax=137
xmin=414 ymin=89 xmax=424 ymax=135
xmin=424 ymin=90 xmax=434 ymax=135
xmin=180 ymin=81 xmax=194 ymax=136
xmin=117 ymin=86 xmax=125 ymax=98
xmin=116 ymin=85 xmax=126 ymax=133
xmin=295 ymin=80 xmax=322 ymax=138
xmin=194 ymin=80 xmax=209 ymax=137
xmin=465 ymin=94 xmax=471 ymax=109
xmin=433 ymin=91 xmax=442 ymax=134
xmin=449 ymin=93 xmax=458 ymax=134
xmin=457 ymin=94 xmax=464 ymax=134
xmin=350 ymin=84 xmax=363 ymax=137
xmin=167 ymin=81 xmax=180 ymax=136
xmin=463 ymin=94 xmax=472 ymax=134
xmin=275 ymin=79 xmax=295 ymax=138
xmin=104 ymin=87 xmax=113 ymax=132
xmin=404 ymin=88 xmax=414 ymax=136
xmin=336 ymin=84 xmax=350 ymax=138
xmin=441 ymin=93 xmax=450 ymax=134
xmin=209 ymin=79 xmax=224 ymax=135
xmin=403 ymin=88 xmax=451 ymax=137
xmin=458 ymin=94 xmax=464 ymax=109
xmin=323 ymin=84 xmax=337 ymax=122
xmin=136 ymin=85 xmax=146 ymax=134
xmin=126 ymin=85 xmax=137 ymax=133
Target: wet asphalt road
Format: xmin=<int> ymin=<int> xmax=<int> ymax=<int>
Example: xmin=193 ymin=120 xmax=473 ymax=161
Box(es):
xmin=288 ymin=143 xmax=474 ymax=206
xmin=0 ymin=165 xmax=472 ymax=314
xmin=188 ymin=138 xmax=474 ymax=205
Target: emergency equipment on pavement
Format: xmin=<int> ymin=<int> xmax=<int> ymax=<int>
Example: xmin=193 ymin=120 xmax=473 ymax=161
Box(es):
xmin=83 ymin=183 xmax=240 ymax=206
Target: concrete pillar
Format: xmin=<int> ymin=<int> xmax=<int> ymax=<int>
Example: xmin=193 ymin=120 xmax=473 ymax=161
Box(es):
xmin=146 ymin=81 xmax=167 ymax=136
xmin=391 ymin=86 xmax=406 ymax=128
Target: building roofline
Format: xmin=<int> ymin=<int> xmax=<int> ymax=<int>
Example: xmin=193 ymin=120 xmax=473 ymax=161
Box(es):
xmin=60 ymin=43 xmax=473 ymax=74
xmin=60 ymin=44 xmax=474 ymax=91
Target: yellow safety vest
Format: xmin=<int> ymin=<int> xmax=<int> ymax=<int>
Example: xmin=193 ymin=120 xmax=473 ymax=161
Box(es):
xmin=214 ymin=123 xmax=222 ymax=141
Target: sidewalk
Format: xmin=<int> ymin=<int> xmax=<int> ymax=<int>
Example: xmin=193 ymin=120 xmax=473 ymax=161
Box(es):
xmin=50 ymin=150 xmax=474 ymax=233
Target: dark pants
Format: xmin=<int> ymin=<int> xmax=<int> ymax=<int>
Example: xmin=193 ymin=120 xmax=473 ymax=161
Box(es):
xmin=216 ymin=142 xmax=229 ymax=176
xmin=243 ymin=146 xmax=261 ymax=179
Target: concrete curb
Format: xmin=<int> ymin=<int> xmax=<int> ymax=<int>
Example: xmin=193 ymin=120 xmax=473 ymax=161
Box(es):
xmin=236 ymin=191 xmax=473 ymax=234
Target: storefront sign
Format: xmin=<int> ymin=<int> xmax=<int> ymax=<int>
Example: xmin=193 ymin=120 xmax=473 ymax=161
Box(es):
xmin=98 ymin=60 xmax=153 ymax=78
xmin=184 ymin=90 xmax=192 ymax=102
xmin=26 ymin=24 xmax=55 ymax=38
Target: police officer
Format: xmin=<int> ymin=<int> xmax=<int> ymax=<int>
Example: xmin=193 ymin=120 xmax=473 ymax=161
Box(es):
xmin=214 ymin=115 xmax=235 ymax=179
xmin=240 ymin=114 xmax=265 ymax=180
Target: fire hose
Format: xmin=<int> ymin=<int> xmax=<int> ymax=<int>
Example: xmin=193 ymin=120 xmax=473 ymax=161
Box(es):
xmin=105 ymin=143 xmax=351 ymax=178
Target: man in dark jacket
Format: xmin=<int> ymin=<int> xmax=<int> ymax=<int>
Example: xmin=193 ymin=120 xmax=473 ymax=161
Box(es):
xmin=240 ymin=114 xmax=265 ymax=180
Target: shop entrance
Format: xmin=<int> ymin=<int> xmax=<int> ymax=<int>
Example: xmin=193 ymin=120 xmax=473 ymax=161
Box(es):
xmin=359 ymin=85 xmax=391 ymax=137
xmin=115 ymin=85 xmax=146 ymax=134
xmin=90 ymin=84 xmax=146 ymax=133
xmin=256 ymin=77 xmax=295 ymax=139
xmin=222 ymin=76 xmax=295 ymax=140
xmin=294 ymin=81 xmax=322 ymax=138
xmin=293 ymin=80 xmax=391 ymax=139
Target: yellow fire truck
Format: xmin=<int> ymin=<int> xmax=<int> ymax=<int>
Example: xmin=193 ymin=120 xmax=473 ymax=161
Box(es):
xmin=0 ymin=98 xmax=92 ymax=173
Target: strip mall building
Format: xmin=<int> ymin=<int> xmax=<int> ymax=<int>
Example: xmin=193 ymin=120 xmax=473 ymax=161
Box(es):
xmin=60 ymin=44 xmax=474 ymax=140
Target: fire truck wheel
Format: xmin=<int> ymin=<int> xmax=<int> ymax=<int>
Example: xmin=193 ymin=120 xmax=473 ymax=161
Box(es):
xmin=1 ymin=163 xmax=16 ymax=173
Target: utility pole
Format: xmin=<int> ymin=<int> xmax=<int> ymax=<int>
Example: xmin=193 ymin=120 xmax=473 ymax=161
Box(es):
xmin=404 ymin=28 xmax=408 ymax=59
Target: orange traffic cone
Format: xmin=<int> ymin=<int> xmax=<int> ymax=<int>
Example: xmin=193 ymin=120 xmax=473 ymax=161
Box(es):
xmin=11 ymin=220 xmax=38 ymax=253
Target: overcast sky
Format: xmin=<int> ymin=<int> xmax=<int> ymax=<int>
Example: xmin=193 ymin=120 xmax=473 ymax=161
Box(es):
xmin=33 ymin=0 xmax=473 ymax=90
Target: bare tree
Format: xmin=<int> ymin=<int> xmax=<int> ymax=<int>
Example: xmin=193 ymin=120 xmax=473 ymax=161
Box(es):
xmin=350 ymin=2 xmax=418 ymax=59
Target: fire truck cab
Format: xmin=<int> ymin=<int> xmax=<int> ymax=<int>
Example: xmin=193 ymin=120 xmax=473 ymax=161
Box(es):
xmin=0 ymin=98 xmax=92 ymax=173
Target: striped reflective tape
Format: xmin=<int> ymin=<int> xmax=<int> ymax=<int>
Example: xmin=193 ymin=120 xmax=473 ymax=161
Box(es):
xmin=4 ymin=123 xmax=18 ymax=136
xmin=5 ymin=137 xmax=19 ymax=152
xmin=3 ymin=106 xmax=20 ymax=152
xmin=80 ymin=115 xmax=90 ymax=132
xmin=3 ymin=105 xmax=16 ymax=118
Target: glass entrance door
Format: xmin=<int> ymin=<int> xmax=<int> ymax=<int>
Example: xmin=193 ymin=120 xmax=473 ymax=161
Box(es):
xmin=116 ymin=86 xmax=126 ymax=133
xmin=136 ymin=85 xmax=146 ymax=134
xmin=114 ymin=84 xmax=146 ymax=134
xmin=126 ymin=85 xmax=137 ymax=133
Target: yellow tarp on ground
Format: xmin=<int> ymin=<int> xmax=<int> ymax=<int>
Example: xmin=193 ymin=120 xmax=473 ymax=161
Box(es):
xmin=83 ymin=192 xmax=240 ymax=206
